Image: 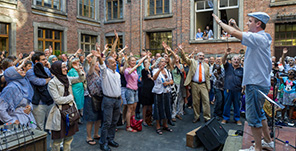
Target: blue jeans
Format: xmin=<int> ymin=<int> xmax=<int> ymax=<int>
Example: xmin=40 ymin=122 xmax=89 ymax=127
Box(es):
xmin=245 ymin=84 xmax=269 ymax=128
xmin=223 ymin=89 xmax=241 ymax=121
xmin=213 ymin=88 xmax=224 ymax=117
xmin=99 ymin=96 xmax=121 ymax=144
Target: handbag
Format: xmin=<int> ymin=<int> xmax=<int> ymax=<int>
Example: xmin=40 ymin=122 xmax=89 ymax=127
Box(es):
xmin=57 ymin=104 xmax=80 ymax=126
xmin=91 ymin=96 xmax=103 ymax=112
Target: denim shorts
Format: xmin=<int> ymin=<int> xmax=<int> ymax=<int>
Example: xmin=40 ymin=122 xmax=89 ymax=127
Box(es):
xmin=245 ymin=84 xmax=270 ymax=128
xmin=125 ymin=88 xmax=139 ymax=104
xmin=121 ymin=87 xmax=127 ymax=105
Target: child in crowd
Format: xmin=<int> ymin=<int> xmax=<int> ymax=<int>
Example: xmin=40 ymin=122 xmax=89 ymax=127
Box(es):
xmin=22 ymin=61 xmax=32 ymax=73
xmin=277 ymin=69 xmax=296 ymax=126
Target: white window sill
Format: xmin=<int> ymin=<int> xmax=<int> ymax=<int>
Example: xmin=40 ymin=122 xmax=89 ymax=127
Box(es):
xmin=189 ymin=38 xmax=240 ymax=44
xmin=270 ymin=1 xmax=296 ymax=7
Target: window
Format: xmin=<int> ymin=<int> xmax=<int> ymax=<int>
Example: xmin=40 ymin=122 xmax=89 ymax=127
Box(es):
xmin=81 ymin=35 xmax=97 ymax=55
xmin=36 ymin=0 xmax=61 ymax=10
xmin=219 ymin=0 xmax=239 ymax=39
xmin=106 ymin=0 xmax=123 ymax=21
xmin=148 ymin=0 xmax=170 ymax=16
xmin=0 ymin=23 xmax=9 ymax=53
xmin=192 ymin=0 xmax=241 ymax=41
xmin=146 ymin=32 xmax=172 ymax=54
xmin=274 ymin=23 xmax=296 ymax=46
xmin=79 ymin=0 xmax=95 ymax=19
xmin=106 ymin=36 xmax=123 ymax=51
xmin=38 ymin=28 xmax=62 ymax=56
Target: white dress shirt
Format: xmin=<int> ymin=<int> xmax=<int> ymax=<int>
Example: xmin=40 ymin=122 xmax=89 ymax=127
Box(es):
xmin=99 ymin=63 xmax=121 ymax=97
xmin=193 ymin=61 xmax=205 ymax=83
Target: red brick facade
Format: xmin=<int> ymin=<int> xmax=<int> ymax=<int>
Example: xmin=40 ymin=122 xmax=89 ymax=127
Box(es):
xmin=0 ymin=0 xmax=295 ymax=57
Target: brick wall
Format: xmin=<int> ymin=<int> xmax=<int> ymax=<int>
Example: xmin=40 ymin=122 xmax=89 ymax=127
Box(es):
xmin=0 ymin=0 xmax=295 ymax=57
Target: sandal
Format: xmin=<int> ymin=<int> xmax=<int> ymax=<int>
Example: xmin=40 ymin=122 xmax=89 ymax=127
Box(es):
xmin=156 ymin=129 xmax=162 ymax=135
xmin=163 ymin=127 xmax=173 ymax=132
xmin=93 ymin=136 xmax=100 ymax=140
xmin=126 ymin=127 xmax=137 ymax=132
xmin=86 ymin=139 xmax=96 ymax=145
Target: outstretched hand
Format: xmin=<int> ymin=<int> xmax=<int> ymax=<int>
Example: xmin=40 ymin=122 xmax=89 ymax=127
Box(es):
xmin=283 ymin=48 xmax=288 ymax=54
xmin=226 ymin=48 xmax=231 ymax=55
xmin=212 ymin=13 xmax=220 ymax=24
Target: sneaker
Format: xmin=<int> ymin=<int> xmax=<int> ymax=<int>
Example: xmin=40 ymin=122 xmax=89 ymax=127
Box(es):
xmin=261 ymin=139 xmax=275 ymax=149
xmin=239 ymin=146 xmax=255 ymax=151
xmin=221 ymin=120 xmax=227 ymax=124
xmin=287 ymin=122 xmax=294 ymax=127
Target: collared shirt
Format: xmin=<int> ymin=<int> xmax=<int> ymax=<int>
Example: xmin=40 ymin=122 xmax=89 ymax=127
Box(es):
xmin=100 ymin=63 xmax=121 ymax=97
xmin=284 ymin=64 xmax=296 ymax=73
xmin=224 ymin=62 xmax=243 ymax=92
xmin=193 ymin=61 xmax=205 ymax=83
xmin=241 ymin=30 xmax=272 ymax=87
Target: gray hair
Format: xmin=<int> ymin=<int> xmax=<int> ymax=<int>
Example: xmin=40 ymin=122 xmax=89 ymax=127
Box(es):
xmin=155 ymin=57 xmax=164 ymax=68
xmin=105 ymin=56 xmax=113 ymax=66
xmin=44 ymin=49 xmax=49 ymax=52
xmin=231 ymin=55 xmax=241 ymax=60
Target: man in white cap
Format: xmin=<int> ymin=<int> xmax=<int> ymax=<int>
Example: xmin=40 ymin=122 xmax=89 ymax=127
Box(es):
xmin=212 ymin=12 xmax=274 ymax=151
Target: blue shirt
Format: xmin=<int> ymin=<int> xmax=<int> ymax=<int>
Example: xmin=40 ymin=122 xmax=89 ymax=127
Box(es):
xmin=241 ymin=30 xmax=272 ymax=87
xmin=136 ymin=60 xmax=144 ymax=82
xmin=223 ymin=62 xmax=243 ymax=92
xmin=284 ymin=64 xmax=296 ymax=73
xmin=207 ymin=30 xmax=213 ymax=38
xmin=195 ymin=32 xmax=203 ymax=39
xmin=282 ymin=77 xmax=296 ymax=94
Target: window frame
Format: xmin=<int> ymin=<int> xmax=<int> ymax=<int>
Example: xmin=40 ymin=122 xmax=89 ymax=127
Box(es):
xmin=270 ymin=0 xmax=296 ymax=7
xmin=145 ymin=31 xmax=173 ymax=55
xmin=37 ymin=28 xmax=62 ymax=55
xmin=147 ymin=0 xmax=170 ymax=16
xmin=0 ymin=23 xmax=9 ymax=54
xmin=105 ymin=0 xmax=124 ymax=22
xmin=78 ymin=0 xmax=95 ymax=19
xmin=80 ymin=34 xmax=97 ymax=55
xmin=105 ymin=36 xmax=123 ymax=51
xmin=190 ymin=0 xmax=243 ymax=43
xmin=35 ymin=0 xmax=62 ymax=10
xmin=274 ymin=23 xmax=296 ymax=46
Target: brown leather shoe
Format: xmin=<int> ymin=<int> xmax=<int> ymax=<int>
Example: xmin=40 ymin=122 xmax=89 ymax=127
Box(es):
xmin=176 ymin=115 xmax=182 ymax=120
xmin=172 ymin=118 xmax=176 ymax=122
xmin=236 ymin=120 xmax=242 ymax=126
xmin=192 ymin=118 xmax=200 ymax=123
xmin=221 ymin=120 xmax=227 ymax=124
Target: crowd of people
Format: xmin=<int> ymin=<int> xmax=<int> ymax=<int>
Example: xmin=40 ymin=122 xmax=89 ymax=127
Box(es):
xmin=0 ymin=12 xmax=294 ymax=151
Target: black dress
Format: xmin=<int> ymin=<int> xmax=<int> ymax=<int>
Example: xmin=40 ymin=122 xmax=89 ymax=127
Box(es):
xmin=141 ymin=69 xmax=154 ymax=105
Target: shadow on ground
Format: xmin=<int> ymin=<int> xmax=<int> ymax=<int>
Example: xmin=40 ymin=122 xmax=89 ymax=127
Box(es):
xmin=47 ymin=105 xmax=245 ymax=151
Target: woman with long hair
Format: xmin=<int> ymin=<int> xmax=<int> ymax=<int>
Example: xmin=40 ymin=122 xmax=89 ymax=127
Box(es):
xmin=124 ymin=55 xmax=147 ymax=132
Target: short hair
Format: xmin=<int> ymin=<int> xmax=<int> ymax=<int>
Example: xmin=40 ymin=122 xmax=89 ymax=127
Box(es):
xmin=24 ymin=61 xmax=32 ymax=67
xmin=7 ymin=55 xmax=16 ymax=61
xmin=105 ymin=56 xmax=112 ymax=66
xmin=1 ymin=58 xmax=13 ymax=70
xmin=232 ymin=55 xmax=241 ymax=61
xmin=32 ymin=51 xmax=45 ymax=64
xmin=155 ymin=57 xmax=164 ymax=68
xmin=254 ymin=18 xmax=266 ymax=30
xmin=44 ymin=49 xmax=49 ymax=53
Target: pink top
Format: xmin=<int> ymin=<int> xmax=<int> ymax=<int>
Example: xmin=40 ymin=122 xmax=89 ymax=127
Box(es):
xmin=124 ymin=68 xmax=138 ymax=90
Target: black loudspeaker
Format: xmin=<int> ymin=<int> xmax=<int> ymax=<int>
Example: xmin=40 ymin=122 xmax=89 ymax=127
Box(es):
xmin=195 ymin=118 xmax=228 ymax=151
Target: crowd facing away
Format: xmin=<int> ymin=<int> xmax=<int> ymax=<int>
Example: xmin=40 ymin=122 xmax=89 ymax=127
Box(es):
xmin=0 ymin=29 xmax=295 ymax=151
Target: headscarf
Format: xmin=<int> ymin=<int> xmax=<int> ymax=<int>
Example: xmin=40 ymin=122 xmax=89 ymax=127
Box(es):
xmin=48 ymin=55 xmax=58 ymax=65
xmin=50 ymin=61 xmax=69 ymax=96
xmin=0 ymin=66 xmax=34 ymax=111
xmin=34 ymin=62 xmax=49 ymax=78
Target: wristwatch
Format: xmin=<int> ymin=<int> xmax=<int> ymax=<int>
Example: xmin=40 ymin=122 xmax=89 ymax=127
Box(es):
xmin=218 ymin=20 xmax=222 ymax=25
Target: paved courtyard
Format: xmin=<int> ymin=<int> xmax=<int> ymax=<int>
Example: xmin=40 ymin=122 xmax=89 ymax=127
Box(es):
xmin=47 ymin=105 xmax=245 ymax=151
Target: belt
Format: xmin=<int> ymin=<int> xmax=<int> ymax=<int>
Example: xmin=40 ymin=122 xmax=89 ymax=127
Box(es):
xmin=103 ymin=95 xmax=121 ymax=100
xmin=126 ymin=88 xmax=137 ymax=92
xmin=192 ymin=81 xmax=206 ymax=84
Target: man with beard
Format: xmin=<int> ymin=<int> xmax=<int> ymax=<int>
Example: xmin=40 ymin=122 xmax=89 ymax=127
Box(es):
xmin=221 ymin=49 xmax=243 ymax=125
xmin=179 ymin=46 xmax=211 ymax=123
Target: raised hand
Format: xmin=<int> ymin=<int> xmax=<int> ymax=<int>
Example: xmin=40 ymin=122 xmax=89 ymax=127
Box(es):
xmin=212 ymin=13 xmax=220 ymax=24
xmin=226 ymin=48 xmax=231 ymax=55
xmin=114 ymin=30 xmax=118 ymax=38
xmin=91 ymin=50 xmax=100 ymax=58
xmin=76 ymin=48 xmax=83 ymax=54
xmin=29 ymin=51 xmax=35 ymax=58
xmin=283 ymin=48 xmax=288 ymax=54
xmin=95 ymin=42 xmax=101 ymax=54
xmin=49 ymin=45 xmax=53 ymax=54
xmin=228 ymin=18 xmax=237 ymax=27
xmin=18 ymin=53 xmax=23 ymax=59
xmin=72 ymin=63 xmax=80 ymax=72
xmin=162 ymin=41 xmax=168 ymax=49
xmin=178 ymin=44 xmax=184 ymax=50
xmin=124 ymin=44 xmax=128 ymax=49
